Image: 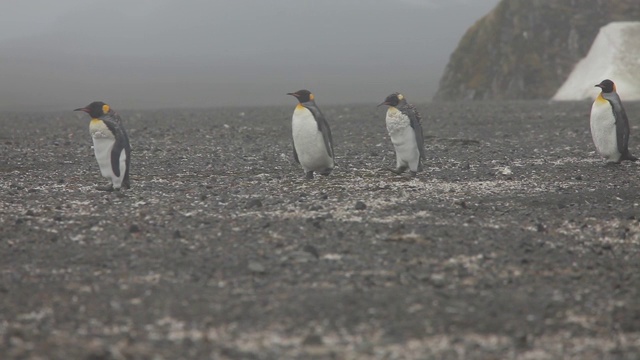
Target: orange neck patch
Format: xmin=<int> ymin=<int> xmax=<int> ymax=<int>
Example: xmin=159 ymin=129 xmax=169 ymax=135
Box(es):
xmin=595 ymin=93 xmax=609 ymax=104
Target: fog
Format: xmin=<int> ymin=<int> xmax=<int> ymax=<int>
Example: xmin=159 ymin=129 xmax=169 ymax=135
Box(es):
xmin=0 ymin=0 xmax=499 ymax=111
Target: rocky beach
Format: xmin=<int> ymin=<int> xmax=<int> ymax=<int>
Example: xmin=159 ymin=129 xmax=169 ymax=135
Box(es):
xmin=1 ymin=100 xmax=640 ymax=359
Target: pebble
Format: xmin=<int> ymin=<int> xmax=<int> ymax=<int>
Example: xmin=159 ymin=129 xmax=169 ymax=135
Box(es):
xmin=429 ymin=274 xmax=447 ymax=288
xmin=302 ymin=334 xmax=324 ymax=346
xmin=248 ymin=261 xmax=266 ymax=274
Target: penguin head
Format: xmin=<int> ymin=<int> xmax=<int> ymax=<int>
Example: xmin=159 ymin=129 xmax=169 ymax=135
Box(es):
xmin=595 ymin=79 xmax=616 ymax=93
xmin=287 ymin=90 xmax=315 ymax=103
xmin=378 ymin=92 xmax=406 ymax=107
xmin=74 ymin=101 xmax=111 ymax=119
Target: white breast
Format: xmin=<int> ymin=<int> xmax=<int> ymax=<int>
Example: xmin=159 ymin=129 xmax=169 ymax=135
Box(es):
xmin=92 ymin=137 xmax=115 ymax=177
xmin=386 ymin=107 xmax=418 ymax=156
xmin=590 ymin=100 xmax=620 ymax=162
xmin=90 ymin=119 xmax=127 ymax=188
xmin=385 ymin=107 xmax=411 ymax=135
xmin=292 ymin=105 xmax=333 ymax=172
xmin=90 ymin=119 xmax=115 ymax=139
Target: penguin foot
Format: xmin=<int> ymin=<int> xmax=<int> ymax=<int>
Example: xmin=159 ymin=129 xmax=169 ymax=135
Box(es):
xmin=96 ymin=185 xmax=114 ymax=192
xmin=319 ymin=168 xmax=333 ymax=176
xmin=390 ymin=166 xmax=410 ymax=175
xmin=409 ymin=171 xmax=418 ymax=178
xmin=305 ymin=171 xmax=314 ymax=180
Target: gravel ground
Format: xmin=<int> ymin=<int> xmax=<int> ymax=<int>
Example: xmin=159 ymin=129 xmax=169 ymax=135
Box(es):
xmin=1 ymin=100 xmax=640 ymax=359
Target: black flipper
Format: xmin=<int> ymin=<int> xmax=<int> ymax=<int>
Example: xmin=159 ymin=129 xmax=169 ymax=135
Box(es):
xmin=110 ymin=112 xmax=132 ymax=188
xmin=102 ymin=116 xmax=131 ymax=180
xmin=400 ymin=103 xmax=426 ymax=164
xmin=605 ymin=93 xmax=633 ymax=160
xmin=122 ymin=146 xmax=131 ymax=188
xmin=304 ymin=104 xmax=335 ymax=161
xmin=110 ymin=138 xmax=124 ymax=177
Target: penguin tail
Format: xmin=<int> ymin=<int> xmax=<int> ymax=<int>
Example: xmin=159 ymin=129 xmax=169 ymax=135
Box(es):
xmin=122 ymin=171 xmax=131 ymax=189
xmin=622 ymin=152 xmax=638 ymax=162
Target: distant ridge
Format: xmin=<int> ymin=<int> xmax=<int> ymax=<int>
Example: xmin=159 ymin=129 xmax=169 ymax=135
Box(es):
xmin=434 ymin=0 xmax=640 ymax=101
xmin=553 ymin=22 xmax=640 ymax=101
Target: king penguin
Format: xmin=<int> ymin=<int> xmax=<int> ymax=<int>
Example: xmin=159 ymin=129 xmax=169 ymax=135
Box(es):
xmin=287 ymin=90 xmax=335 ymax=179
xmin=74 ymin=101 xmax=131 ymax=191
xmin=590 ymin=79 xmax=637 ymax=163
xmin=378 ymin=92 xmax=425 ymax=176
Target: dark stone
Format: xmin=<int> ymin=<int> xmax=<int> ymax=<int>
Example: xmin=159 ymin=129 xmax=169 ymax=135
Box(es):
xmin=246 ymin=198 xmax=263 ymax=209
xmin=302 ymin=245 xmax=320 ymax=259
xmin=354 ymin=201 xmax=367 ymax=210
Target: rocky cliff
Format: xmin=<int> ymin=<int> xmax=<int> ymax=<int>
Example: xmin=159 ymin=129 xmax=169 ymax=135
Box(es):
xmin=434 ymin=0 xmax=640 ymax=101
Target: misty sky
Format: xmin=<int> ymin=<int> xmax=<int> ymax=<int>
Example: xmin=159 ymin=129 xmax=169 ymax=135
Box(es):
xmin=0 ymin=0 xmax=499 ymax=110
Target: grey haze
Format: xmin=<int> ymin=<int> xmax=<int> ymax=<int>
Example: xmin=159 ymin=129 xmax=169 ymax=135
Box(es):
xmin=0 ymin=0 xmax=499 ymax=111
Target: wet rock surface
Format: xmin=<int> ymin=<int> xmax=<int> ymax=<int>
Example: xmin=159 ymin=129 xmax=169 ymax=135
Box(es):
xmin=1 ymin=101 xmax=640 ymax=359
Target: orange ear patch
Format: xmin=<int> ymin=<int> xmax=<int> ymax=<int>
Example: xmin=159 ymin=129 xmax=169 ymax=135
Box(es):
xmin=102 ymin=104 xmax=110 ymax=114
xmin=309 ymin=93 xmax=315 ymax=101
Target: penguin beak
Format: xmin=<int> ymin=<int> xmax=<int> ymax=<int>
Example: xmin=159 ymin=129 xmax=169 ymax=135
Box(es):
xmin=74 ymin=107 xmax=90 ymax=113
xmin=377 ymin=101 xmax=389 ymax=107
xmin=287 ymin=92 xmax=299 ymax=98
